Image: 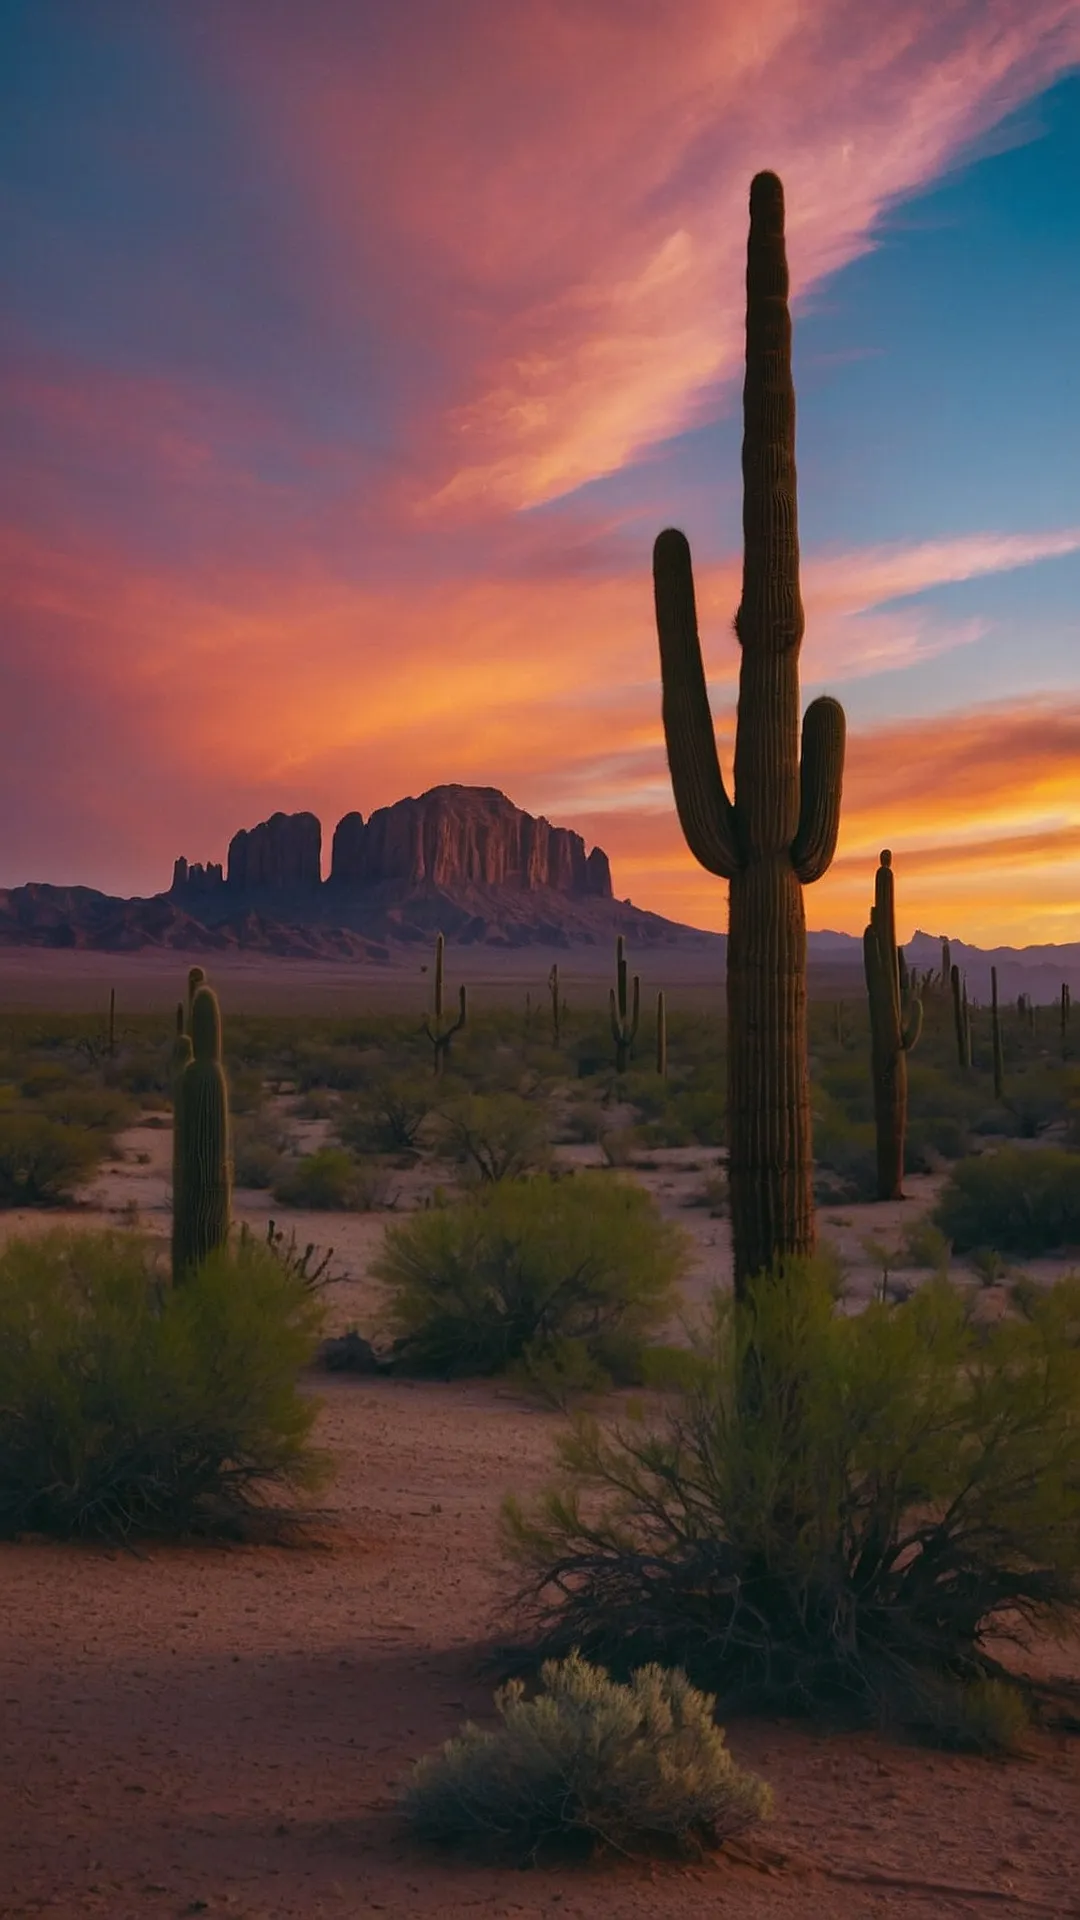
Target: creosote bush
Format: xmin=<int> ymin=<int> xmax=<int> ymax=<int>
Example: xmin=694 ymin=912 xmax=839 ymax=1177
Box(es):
xmin=402 ymin=1650 xmax=771 ymax=1863
xmin=935 ymin=1146 xmax=1080 ymax=1254
xmin=373 ymin=1172 xmax=687 ymax=1380
xmin=0 ymin=1229 xmax=328 ymax=1539
xmin=501 ymin=1259 xmax=1080 ymax=1740
xmin=437 ymin=1092 xmax=553 ymax=1185
xmin=0 ymin=1113 xmax=103 ymax=1205
xmin=272 ymin=1146 xmax=366 ymax=1210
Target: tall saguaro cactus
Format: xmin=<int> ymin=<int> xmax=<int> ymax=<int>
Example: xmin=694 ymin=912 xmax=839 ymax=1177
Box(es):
xmin=173 ymin=985 xmax=231 ymax=1281
xmin=653 ymin=171 xmax=846 ymax=1293
xmin=422 ymin=931 xmax=467 ymax=1076
xmin=609 ymin=935 xmax=640 ymax=1073
xmin=863 ymin=851 xmax=922 ymax=1201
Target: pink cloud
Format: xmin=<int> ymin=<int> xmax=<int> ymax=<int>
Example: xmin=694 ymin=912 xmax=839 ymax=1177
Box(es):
xmin=198 ymin=1 xmax=1080 ymax=508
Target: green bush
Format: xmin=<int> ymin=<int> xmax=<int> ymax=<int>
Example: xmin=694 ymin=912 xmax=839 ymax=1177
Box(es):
xmin=337 ymin=1077 xmax=435 ymax=1155
xmin=272 ymin=1147 xmax=366 ymax=1210
xmin=373 ymin=1173 xmax=687 ymax=1379
xmin=934 ymin=1147 xmax=1080 ymax=1254
xmin=402 ymin=1652 xmax=771 ymax=1863
xmin=0 ymin=1230 xmax=327 ymax=1538
xmin=437 ymin=1093 xmax=552 ymax=1184
xmin=232 ymin=1113 xmax=291 ymax=1190
xmin=0 ymin=1113 xmax=103 ymax=1204
xmin=502 ymin=1260 xmax=1080 ymax=1735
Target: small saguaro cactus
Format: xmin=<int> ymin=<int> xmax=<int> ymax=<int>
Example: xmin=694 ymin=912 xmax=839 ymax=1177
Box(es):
xmin=609 ymin=935 xmax=640 ymax=1073
xmin=422 ymin=932 xmax=467 ymax=1076
xmin=548 ymin=963 xmax=561 ymax=1049
xmin=991 ymin=965 xmax=1005 ymax=1100
xmin=169 ymin=1000 xmax=194 ymax=1270
xmin=940 ymin=938 xmax=952 ymax=993
xmin=172 ymin=984 xmax=231 ymax=1282
xmin=950 ymin=964 xmax=972 ymax=1071
xmin=862 ymin=850 xmax=922 ymax=1201
xmin=653 ymin=171 xmax=845 ymax=1293
xmin=656 ymin=988 xmax=668 ymax=1078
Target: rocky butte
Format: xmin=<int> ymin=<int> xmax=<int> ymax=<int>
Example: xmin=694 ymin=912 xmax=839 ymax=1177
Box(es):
xmin=159 ymin=784 xmax=697 ymax=951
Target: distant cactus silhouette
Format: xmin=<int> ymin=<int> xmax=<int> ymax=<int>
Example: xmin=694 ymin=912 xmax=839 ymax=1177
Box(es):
xmin=173 ymin=985 xmax=231 ymax=1281
xmin=654 ymin=171 xmax=845 ymax=1292
xmin=991 ymin=966 xmax=1005 ymax=1100
xmin=863 ymin=851 xmax=922 ymax=1200
xmin=422 ymin=932 xmax=467 ymax=1076
xmin=609 ymin=935 xmax=640 ymax=1073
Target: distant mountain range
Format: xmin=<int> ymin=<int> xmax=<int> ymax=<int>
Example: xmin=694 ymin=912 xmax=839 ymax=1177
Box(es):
xmin=2 ymin=784 xmax=1077 ymax=999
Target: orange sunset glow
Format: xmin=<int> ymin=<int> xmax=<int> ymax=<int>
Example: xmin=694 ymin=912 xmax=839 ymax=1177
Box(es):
xmin=4 ymin=5 xmax=1080 ymax=948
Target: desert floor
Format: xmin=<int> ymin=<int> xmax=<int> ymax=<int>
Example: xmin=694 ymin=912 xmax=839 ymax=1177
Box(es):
xmin=3 ymin=1098 xmax=1080 ymax=1919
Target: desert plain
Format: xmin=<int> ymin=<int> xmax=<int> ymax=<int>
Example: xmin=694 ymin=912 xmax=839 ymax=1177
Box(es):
xmin=0 ymin=948 xmax=1078 ymax=1920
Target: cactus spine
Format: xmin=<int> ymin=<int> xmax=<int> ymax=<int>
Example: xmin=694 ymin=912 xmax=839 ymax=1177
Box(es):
xmin=862 ymin=851 xmax=922 ymax=1201
xmin=653 ymin=172 xmax=845 ymax=1293
xmin=548 ymin=963 xmax=561 ymax=1049
xmin=656 ymin=988 xmax=667 ymax=1078
xmin=422 ymin=931 xmax=467 ymax=1076
xmin=609 ymin=934 xmax=640 ymax=1073
xmin=172 ymin=984 xmax=230 ymax=1281
xmin=991 ymin=965 xmax=1004 ymax=1100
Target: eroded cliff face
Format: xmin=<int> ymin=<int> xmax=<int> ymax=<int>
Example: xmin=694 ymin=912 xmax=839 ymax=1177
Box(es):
xmin=225 ymin=812 xmax=322 ymax=892
xmin=328 ymin=787 xmax=611 ymax=897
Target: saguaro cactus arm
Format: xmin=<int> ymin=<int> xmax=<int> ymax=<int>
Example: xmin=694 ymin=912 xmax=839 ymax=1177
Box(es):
xmin=792 ymin=696 xmax=846 ymax=882
xmin=653 ymin=529 xmax=741 ymax=879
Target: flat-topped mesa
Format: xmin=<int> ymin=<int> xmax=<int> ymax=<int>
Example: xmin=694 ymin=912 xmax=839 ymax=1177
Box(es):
xmin=227 ymin=811 xmax=322 ymax=893
xmin=328 ymin=786 xmax=612 ymax=898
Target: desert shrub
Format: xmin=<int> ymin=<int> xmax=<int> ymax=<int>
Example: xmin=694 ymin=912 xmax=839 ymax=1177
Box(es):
xmin=560 ymin=1097 xmax=610 ymax=1144
xmin=104 ymin=1050 xmax=172 ymax=1097
xmin=501 ymin=1261 xmax=1080 ymax=1735
xmin=934 ymin=1147 xmax=1080 ymax=1254
xmin=639 ymin=1107 xmax=695 ymax=1148
xmin=226 ymin=1065 xmax=266 ymax=1115
xmin=685 ymin=1169 xmax=728 ymax=1216
xmin=915 ymin=1676 xmax=1032 ymax=1756
xmin=0 ymin=1230 xmax=327 ymax=1538
xmin=437 ymin=1093 xmax=552 ymax=1185
xmin=272 ymin=1147 xmax=366 ymax=1210
xmin=294 ymin=1044 xmax=381 ymax=1093
xmin=402 ymin=1651 xmax=771 ymax=1863
xmin=373 ymin=1173 xmax=687 ymax=1379
xmin=668 ymin=1087 xmax=727 ymax=1148
xmin=0 ymin=1114 xmax=102 ymax=1204
xmin=812 ymin=1097 xmax=878 ymax=1201
xmin=899 ymin=1214 xmax=951 ymax=1274
xmin=232 ymin=1113 xmax=291 ymax=1190
xmin=338 ymin=1077 xmax=436 ymax=1155
xmin=18 ymin=1060 xmax=79 ymax=1099
xmin=905 ymin=1114 xmax=968 ymax=1167
xmin=34 ymin=1085 xmax=138 ymax=1134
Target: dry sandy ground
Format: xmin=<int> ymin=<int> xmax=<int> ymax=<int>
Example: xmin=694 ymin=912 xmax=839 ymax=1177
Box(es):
xmin=4 ymin=1118 xmax=1080 ymax=1915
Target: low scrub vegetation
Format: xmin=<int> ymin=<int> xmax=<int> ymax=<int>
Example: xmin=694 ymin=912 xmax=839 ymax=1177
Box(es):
xmin=934 ymin=1146 xmax=1080 ymax=1254
xmin=0 ymin=1113 xmax=103 ymax=1204
xmin=0 ymin=1230 xmax=327 ymax=1539
xmin=501 ymin=1259 xmax=1080 ymax=1741
xmin=373 ymin=1172 xmax=687 ymax=1379
xmin=402 ymin=1651 xmax=771 ymax=1863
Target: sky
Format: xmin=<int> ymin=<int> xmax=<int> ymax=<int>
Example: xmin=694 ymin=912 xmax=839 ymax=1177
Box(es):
xmin=2 ymin=1 xmax=1079 ymax=946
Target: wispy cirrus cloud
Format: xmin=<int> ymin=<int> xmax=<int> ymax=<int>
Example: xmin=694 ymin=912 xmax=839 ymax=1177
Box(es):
xmin=199 ymin=0 xmax=1080 ymax=509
